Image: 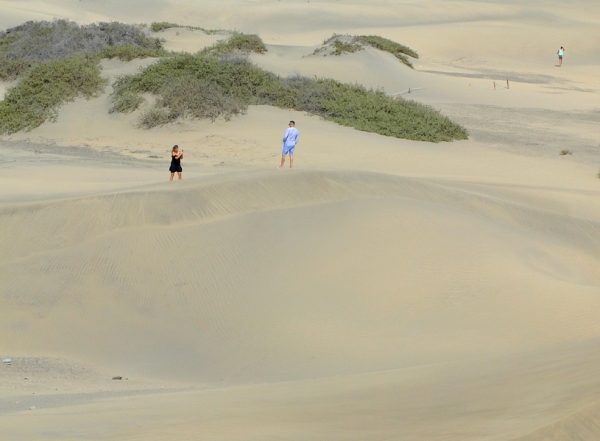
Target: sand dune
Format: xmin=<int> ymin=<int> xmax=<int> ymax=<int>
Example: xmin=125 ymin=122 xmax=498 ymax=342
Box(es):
xmin=2 ymin=171 xmax=599 ymax=383
xmin=1 ymin=170 xmax=600 ymax=439
xmin=1 ymin=1 xmax=600 ymax=439
xmin=3 ymin=340 xmax=600 ymax=440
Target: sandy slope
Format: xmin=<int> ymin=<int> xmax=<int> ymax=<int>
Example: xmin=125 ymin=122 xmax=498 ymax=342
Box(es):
xmin=1 ymin=170 xmax=599 ymax=440
xmin=1 ymin=1 xmax=600 ymax=440
xmin=3 ymin=341 xmax=600 ymax=440
xmin=3 ymin=171 xmax=599 ymax=380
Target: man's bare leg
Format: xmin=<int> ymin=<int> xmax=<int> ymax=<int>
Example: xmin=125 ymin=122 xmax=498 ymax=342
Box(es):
xmin=278 ymin=155 xmax=286 ymax=169
xmin=289 ymin=154 xmax=294 ymax=168
xmin=170 ymin=172 xmax=175 ymax=181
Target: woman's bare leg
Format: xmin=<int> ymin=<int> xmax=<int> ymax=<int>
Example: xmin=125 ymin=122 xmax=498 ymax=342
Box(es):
xmin=170 ymin=172 xmax=175 ymax=181
xmin=177 ymin=172 xmax=182 ymax=180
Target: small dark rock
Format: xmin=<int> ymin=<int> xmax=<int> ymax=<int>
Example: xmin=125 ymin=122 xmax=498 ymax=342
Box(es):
xmin=112 ymin=376 xmax=123 ymax=380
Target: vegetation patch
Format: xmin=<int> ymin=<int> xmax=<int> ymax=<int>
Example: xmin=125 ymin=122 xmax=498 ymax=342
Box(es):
xmin=150 ymin=22 xmax=221 ymax=35
xmin=314 ymin=34 xmax=418 ymax=68
xmin=138 ymin=74 xmax=244 ymax=128
xmin=1 ymin=20 xmax=462 ymax=142
xmin=0 ymin=56 xmax=107 ymax=133
xmin=0 ymin=56 xmax=31 ymax=80
xmin=111 ymin=50 xmax=467 ymax=142
xmin=331 ymin=39 xmax=364 ymax=56
xmin=202 ymin=32 xmax=267 ymax=56
xmin=150 ymin=22 xmax=179 ymax=32
xmin=356 ymin=35 xmax=418 ymax=68
xmin=109 ymin=90 xmax=145 ymax=114
xmin=111 ymin=52 xmax=272 ymax=115
xmin=0 ymin=19 xmax=166 ymax=80
xmin=314 ymin=34 xmax=363 ymax=57
xmin=258 ymin=75 xmax=467 ymax=141
xmin=99 ymin=45 xmax=170 ymax=62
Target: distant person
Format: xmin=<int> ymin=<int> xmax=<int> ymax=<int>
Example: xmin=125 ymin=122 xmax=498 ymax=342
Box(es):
xmin=278 ymin=121 xmax=299 ymax=169
xmin=169 ymin=145 xmax=183 ymax=180
xmin=557 ymin=46 xmax=564 ymax=67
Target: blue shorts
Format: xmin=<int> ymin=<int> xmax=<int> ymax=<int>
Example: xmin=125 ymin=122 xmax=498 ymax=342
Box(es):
xmin=282 ymin=144 xmax=295 ymax=155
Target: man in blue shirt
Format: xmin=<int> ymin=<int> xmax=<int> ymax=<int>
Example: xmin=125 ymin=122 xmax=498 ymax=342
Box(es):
xmin=278 ymin=121 xmax=299 ymax=169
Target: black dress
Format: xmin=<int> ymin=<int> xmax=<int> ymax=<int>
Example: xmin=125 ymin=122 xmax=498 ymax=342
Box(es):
xmin=169 ymin=154 xmax=182 ymax=173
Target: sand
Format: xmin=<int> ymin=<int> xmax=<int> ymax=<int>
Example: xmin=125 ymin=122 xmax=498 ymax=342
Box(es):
xmin=1 ymin=1 xmax=599 ymax=440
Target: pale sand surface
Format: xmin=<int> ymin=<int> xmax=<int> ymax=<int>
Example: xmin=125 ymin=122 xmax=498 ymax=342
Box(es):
xmin=1 ymin=1 xmax=600 ymax=440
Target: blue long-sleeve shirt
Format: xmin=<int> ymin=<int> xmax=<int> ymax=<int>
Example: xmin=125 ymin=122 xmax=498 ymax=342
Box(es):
xmin=283 ymin=127 xmax=299 ymax=147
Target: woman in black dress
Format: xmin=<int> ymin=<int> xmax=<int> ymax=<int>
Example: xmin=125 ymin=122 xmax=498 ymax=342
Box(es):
xmin=169 ymin=145 xmax=184 ymax=181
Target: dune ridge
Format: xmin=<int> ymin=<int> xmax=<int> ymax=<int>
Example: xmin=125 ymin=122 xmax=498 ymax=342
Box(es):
xmin=1 ymin=171 xmax=599 ymax=389
xmin=1 ymin=170 xmax=599 ymax=262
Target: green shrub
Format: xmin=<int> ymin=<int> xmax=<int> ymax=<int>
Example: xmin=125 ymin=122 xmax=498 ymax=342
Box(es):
xmin=138 ymin=74 xmax=244 ymax=128
xmin=309 ymin=81 xmax=466 ymax=141
xmin=320 ymin=34 xmax=364 ymax=56
xmin=316 ymin=34 xmax=418 ymax=68
xmin=0 ymin=33 xmax=20 ymax=47
xmin=109 ymin=90 xmax=144 ymax=114
xmin=150 ymin=22 xmax=180 ymax=32
xmin=357 ymin=35 xmax=418 ymax=68
xmin=255 ymin=75 xmax=467 ymax=141
xmin=311 ymin=46 xmax=326 ymax=56
xmin=0 ymin=54 xmax=31 ymax=80
xmin=331 ymin=40 xmax=363 ymax=56
xmin=150 ymin=22 xmax=221 ymax=35
xmin=99 ymin=45 xmax=171 ymax=61
xmin=111 ymin=51 xmax=467 ymax=142
xmin=204 ymin=32 xmax=267 ymax=55
xmin=111 ymin=53 xmax=274 ymax=112
xmin=0 ymin=56 xmax=107 ymax=133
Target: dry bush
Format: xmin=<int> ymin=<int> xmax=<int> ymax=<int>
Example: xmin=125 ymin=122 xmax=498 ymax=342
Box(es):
xmin=217 ymin=52 xmax=252 ymax=66
xmin=138 ymin=107 xmax=173 ymax=128
xmin=0 ymin=19 xmax=164 ymax=79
